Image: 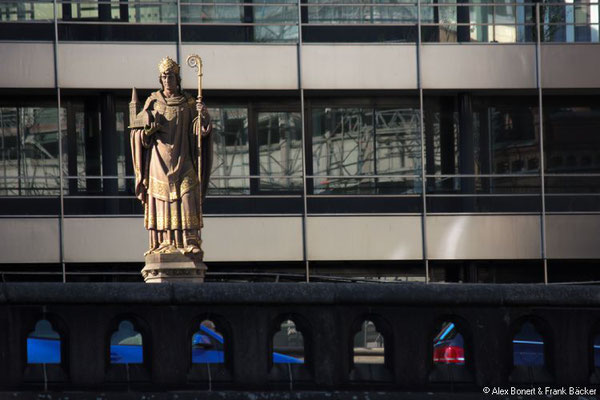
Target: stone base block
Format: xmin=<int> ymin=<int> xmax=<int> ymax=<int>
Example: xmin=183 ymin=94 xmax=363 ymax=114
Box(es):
xmin=142 ymin=252 xmax=207 ymax=283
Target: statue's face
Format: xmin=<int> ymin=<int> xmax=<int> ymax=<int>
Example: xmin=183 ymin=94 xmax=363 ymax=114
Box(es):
xmin=161 ymin=71 xmax=178 ymax=93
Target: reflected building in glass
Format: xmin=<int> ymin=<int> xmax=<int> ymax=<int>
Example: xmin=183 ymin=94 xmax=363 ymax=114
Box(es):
xmin=0 ymin=0 xmax=599 ymax=284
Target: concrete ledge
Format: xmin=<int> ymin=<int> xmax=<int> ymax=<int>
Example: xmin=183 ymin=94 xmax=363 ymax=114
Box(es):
xmin=2 ymin=282 xmax=600 ymax=306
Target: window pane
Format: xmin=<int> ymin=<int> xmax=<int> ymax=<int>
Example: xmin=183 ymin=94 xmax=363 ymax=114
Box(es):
xmin=126 ymin=1 xmax=177 ymax=23
xmin=70 ymin=2 xmax=98 ymax=19
xmin=544 ymin=105 xmax=600 ymax=175
xmin=543 ymin=103 xmax=600 ymax=211
xmin=116 ymin=111 xmax=128 ymax=192
xmin=424 ymin=97 xmax=540 ymax=178
xmin=182 ymin=0 xmax=243 ymax=23
xmin=376 ymin=108 xmax=420 ymax=175
xmin=0 ymin=2 xmax=55 ymax=22
xmin=312 ymin=107 xmax=374 ymax=193
xmin=209 ymin=107 xmax=249 ymax=195
xmin=253 ymin=0 xmax=298 ymax=42
xmin=307 ymin=0 xmax=416 ymax=24
xmin=258 ymin=111 xmax=302 ymax=191
xmin=0 ymin=106 xmax=61 ymax=196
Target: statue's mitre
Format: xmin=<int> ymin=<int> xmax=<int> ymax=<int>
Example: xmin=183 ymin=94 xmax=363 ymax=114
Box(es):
xmin=158 ymin=56 xmax=180 ymax=75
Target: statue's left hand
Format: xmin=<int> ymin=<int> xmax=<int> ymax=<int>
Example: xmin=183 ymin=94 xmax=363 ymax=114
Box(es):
xmin=196 ymin=102 xmax=210 ymax=120
xmin=197 ymin=102 xmax=211 ymax=133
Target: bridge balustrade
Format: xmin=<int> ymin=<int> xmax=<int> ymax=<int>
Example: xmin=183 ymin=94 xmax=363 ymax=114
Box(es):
xmin=0 ymin=282 xmax=598 ymax=394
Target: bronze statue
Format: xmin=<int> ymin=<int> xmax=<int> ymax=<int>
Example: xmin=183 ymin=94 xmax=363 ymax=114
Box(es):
xmin=129 ymin=56 xmax=212 ymax=263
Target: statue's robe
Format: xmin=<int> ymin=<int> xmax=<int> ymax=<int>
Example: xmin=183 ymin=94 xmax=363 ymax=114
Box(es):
xmin=130 ymin=90 xmax=212 ymax=246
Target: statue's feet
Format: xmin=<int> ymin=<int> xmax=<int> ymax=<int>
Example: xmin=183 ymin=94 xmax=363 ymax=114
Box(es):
xmin=181 ymin=245 xmax=202 ymax=255
xmin=156 ymin=242 xmax=178 ymax=254
xmin=144 ymin=243 xmax=160 ymax=256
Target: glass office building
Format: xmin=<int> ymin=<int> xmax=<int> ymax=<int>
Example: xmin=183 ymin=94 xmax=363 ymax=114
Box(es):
xmin=0 ymin=0 xmax=599 ymax=283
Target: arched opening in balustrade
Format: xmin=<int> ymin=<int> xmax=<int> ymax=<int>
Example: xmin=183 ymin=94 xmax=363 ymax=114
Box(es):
xmin=594 ymin=334 xmax=600 ymax=368
xmin=509 ymin=318 xmax=552 ymax=383
xmin=272 ymin=319 xmax=305 ymax=364
xmin=590 ymin=327 xmax=600 ymax=383
xmin=105 ymin=316 xmax=151 ymax=384
xmin=512 ymin=321 xmax=544 ymax=367
xmin=187 ymin=314 xmax=233 ymax=385
xmin=349 ymin=316 xmax=392 ymax=381
xmin=24 ymin=315 xmax=69 ymax=386
xmin=27 ymin=319 xmax=61 ymax=364
xmin=110 ymin=320 xmax=143 ymax=364
xmin=353 ymin=320 xmax=385 ymax=365
xmin=269 ymin=315 xmax=311 ymax=385
xmin=433 ymin=321 xmax=465 ymax=366
xmin=192 ymin=320 xmax=225 ymax=364
xmin=429 ymin=318 xmax=472 ymax=383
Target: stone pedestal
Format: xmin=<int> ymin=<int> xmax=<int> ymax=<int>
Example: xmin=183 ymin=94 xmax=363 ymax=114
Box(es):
xmin=142 ymin=252 xmax=207 ymax=283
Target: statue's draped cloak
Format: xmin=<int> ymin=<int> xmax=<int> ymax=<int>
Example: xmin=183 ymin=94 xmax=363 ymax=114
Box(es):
xmin=130 ymin=90 xmax=212 ymax=232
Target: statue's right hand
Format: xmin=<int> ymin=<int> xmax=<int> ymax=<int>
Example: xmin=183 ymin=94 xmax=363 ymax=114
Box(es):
xmin=143 ymin=122 xmax=160 ymax=136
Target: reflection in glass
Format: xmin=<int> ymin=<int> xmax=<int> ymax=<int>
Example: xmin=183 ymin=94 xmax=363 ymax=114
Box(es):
xmin=307 ymin=0 xmax=417 ymax=25
xmin=544 ymin=106 xmax=600 ymax=175
xmin=421 ymin=1 xmax=533 ymax=43
xmin=493 ymin=0 xmax=518 ymax=43
xmin=254 ymin=0 xmax=298 ymax=42
xmin=486 ymin=105 xmax=539 ymax=176
xmin=258 ymin=111 xmax=302 ymax=191
xmin=60 ymin=0 xmax=178 ymax=23
xmin=469 ymin=3 xmax=492 ymax=42
xmin=209 ymin=107 xmax=249 ymax=195
xmin=0 ymin=1 xmax=55 ymax=21
xmin=273 ymin=319 xmax=304 ymax=364
xmin=72 ymin=106 xmax=101 ymax=193
xmin=353 ymin=320 xmax=384 ymax=364
xmin=312 ymin=108 xmax=374 ymax=193
xmin=182 ymin=0 xmax=244 ymax=23
xmin=312 ymin=107 xmax=421 ymax=194
xmin=512 ymin=321 xmax=544 ymax=367
xmin=27 ymin=319 xmax=61 ymax=364
xmin=424 ymin=97 xmax=540 ymax=195
xmin=543 ymin=2 xmax=600 ymax=43
xmin=116 ymin=111 xmax=127 ymax=192
xmin=110 ymin=320 xmax=143 ymax=364
xmin=543 ymin=105 xmax=600 ymax=203
xmin=192 ymin=320 xmax=225 ymax=364
xmin=68 ymin=2 xmax=98 ymax=19
xmin=0 ymin=107 xmax=62 ymax=196
xmin=125 ymin=1 xmax=177 ymax=23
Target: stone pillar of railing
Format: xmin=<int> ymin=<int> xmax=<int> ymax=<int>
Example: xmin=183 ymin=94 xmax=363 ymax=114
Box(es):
xmin=149 ymin=306 xmax=192 ymax=387
xmin=544 ymin=308 xmax=591 ymax=385
xmin=64 ymin=305 xmax=107 ymax=387
xmin=471 ymin=307 xmax=512 ymax=387
xmin=230 ymin=305 xmax=270 ymax=387
xmin=393 ymin=309 xmax=430 ymax=388
xmin=311 ymin=306 xmax=345 ymax=387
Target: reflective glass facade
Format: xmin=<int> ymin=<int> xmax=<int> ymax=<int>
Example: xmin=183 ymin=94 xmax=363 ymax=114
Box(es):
xmin=1 ymin=0 xmax=599 ymax=284
xmin=2 ymin=0 xmax=600 ymax=42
